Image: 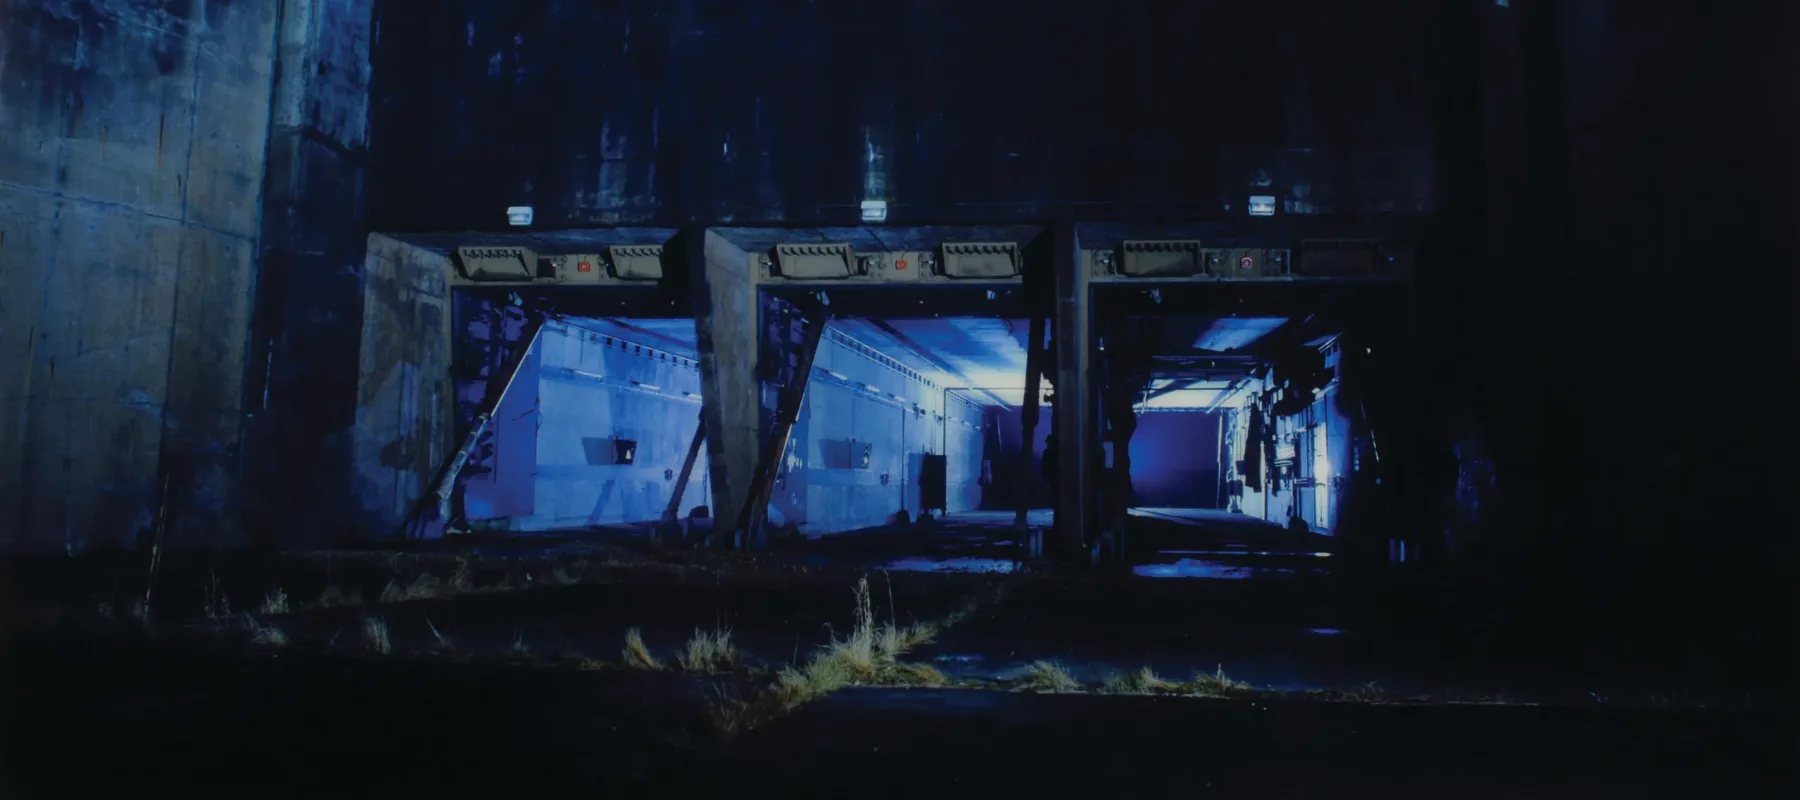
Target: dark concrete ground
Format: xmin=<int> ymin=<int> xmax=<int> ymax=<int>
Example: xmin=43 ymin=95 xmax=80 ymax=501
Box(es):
xmin=1 ymin=508 xmax=1792 ymax=795
xmin=2 ymin=630 xmax=1790 ymax=798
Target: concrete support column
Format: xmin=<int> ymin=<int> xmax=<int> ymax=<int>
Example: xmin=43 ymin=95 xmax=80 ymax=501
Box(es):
xmin=692 ymin=229 xmax=763 ymax=538
xmin=1051 ymin=225 xmax=1096 ymax=561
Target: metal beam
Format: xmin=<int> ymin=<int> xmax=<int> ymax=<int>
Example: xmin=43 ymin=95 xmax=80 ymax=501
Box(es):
xmin=1052 ymin=224 xmax=1096 ymax=561
xmin=733 ymin=304 xmax=827 ymax=548
xmin=1016 ymin=314 xmax=1047 ymax=533
xmin=422 ymin=311 xmax=547 ymax=527
xmin=662 ymin=412 xmax=706 ymax=526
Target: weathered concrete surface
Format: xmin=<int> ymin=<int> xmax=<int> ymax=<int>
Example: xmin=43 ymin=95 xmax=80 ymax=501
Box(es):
xmin=351 ymin=234 xmax=454 ymax=537
xmin=367 ymin=0 xmax=1451 ymax=230
xmin=245 ymin=0 xmax=375 ymax=549
xmin=694 ymin=230 xmax=760 ymax=532
xmin=0 ymin=0 xmax=278 ymax=553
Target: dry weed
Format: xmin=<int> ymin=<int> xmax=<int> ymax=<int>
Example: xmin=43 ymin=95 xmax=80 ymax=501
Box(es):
xmin=362 ymin=617 xmax=392 ymax=654
xmin=1019 ymin=661 xmax=1082 ymax=693
xmin=260 ymin=588 xmax=291 ymax=615
xmin=622 ymin=627 xmax=662 ymax=670
xmin=679 ymin=627 xmax=741 ymax=674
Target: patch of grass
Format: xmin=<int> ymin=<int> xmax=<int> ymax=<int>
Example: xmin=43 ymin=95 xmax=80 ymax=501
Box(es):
xmin=704 ymin=574 xmax=1002 ymax=736
xmin=1019 ymin=660 xmax=1082 ymax=694
xmin=622 ymin=627 xmax=662 ymax=670
xmin=1341 ymin=682 xmax=1390 ymax=703
xmin=260 ymin=588 xmax=291 ymax=615
xmin=202 ymin=572 xmax=231 ymax=620
xmin=1185 ymin=664 xmax=1253 ymax=697
xmin=882 ymin=662 xmax=951 ymax=686
xmin=317 ymin=586 xmax=364 ymax=609
xmin=450 ymin=557 xmax=475 ymax=593
xmin=1104 ymin=667 xmax=1181 ymax=695
xmin=380 ymin=574 xmax=447 ymax=604
xmin=361 ymin=617 xmax=392 ymax=654
xmin=250 ymin=621 xmax=289 ymax=647
xmin=511 ymin=629 xmax=532 ymax=658
xmin=679 ymin=627 xmax=741 ymax=674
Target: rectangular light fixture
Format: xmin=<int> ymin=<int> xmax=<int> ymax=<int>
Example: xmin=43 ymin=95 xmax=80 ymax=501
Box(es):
xmin=1247 ymin=196 xmax=1276 ymax=217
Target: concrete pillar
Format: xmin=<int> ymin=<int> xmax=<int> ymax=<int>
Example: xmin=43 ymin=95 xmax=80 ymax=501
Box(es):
xmin=1052 ymin=225 xmax=1096 ymax=560
xmin=692 ymin=229 xmax=763 ymax=536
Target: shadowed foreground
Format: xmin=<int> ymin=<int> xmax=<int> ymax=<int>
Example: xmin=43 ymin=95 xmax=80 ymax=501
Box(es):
xmin=3 ymin=630 xmax=1790 ymax=798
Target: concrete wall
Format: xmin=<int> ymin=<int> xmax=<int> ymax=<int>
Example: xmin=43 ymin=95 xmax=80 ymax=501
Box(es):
xmin=351 ymin=235 xmax=454 ymax=537
xmin=778 ymin=327 xmax=983 ymax=535
xmin=0 ymin=0 xmax=279 ymax=553
xmin=463 ymin=319 xmax=708 ymax=530
xmin=367 ymin=0 xmax=1451 ymax=230
xmin=247 ymin=0 xmax=377 ymax=549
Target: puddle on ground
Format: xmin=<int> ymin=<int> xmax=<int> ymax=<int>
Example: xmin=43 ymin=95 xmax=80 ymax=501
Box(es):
xmin=1131 ymin=559 xmax=1299 ymax=580
xmin=1304 ymin=627 xmax=1344 ymax=636
xmin=879 ymin=557 xmax=1018 ymax=574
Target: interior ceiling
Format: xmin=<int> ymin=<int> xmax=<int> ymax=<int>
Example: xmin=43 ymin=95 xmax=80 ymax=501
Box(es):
xmin=567 ymin=317 xmax=700 ymax=359
xmin=573 ymin=314 xmax=1316 ymax=410
xmin=829 ymin=318 xmax=1032 ymax=405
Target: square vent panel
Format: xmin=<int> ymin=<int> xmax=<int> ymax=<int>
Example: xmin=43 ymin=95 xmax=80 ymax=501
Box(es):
xmin=939 ymin=242 xmax=1019 ymax=278
xmin=608 ymin=245 xmax=665 ymax=280
xmin=1121 ymin=240 xmax=1204 ymax=277
xmin=456 ymin=246 xmax=537 ymax=282
xmin=773 ymin=243 xmax=856 ymax=279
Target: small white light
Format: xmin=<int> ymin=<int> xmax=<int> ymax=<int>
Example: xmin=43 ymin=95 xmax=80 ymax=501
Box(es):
xmin=860 ymin=199 xmax=888 ymax=223
xmin=1247 ymin=195 xmax=1276 ymax=217
xmin=506 ymin=206 xmax=534 ymax=226
xmin=632 ymin=381 xmax=660 ymax=391
xmin=864 ymin=383 xmax=881 ymax=392
xmin=829 ymin=371 xmax=849 ymax=381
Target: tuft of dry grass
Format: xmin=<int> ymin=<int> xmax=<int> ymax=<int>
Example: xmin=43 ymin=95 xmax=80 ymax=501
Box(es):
xmin=202 ymin=572 xmax=231 ymax=620
xmin=511 ymin=629 xmax=533 ymax=658
xmin=380 ymin=574 xmax=446 ymax=604
xmin=706 ymin=574 xmax=999 ymax=737
xmin=260 ymin=588 xmax=291 ymax=615
xmin=679 ymin=627 xmax=741 ymax=674
xmin=1104 ymin=667 xmax=1181 ymax=695
xmin=883 ymin=662 xmax=951 ymax=686
xmin=1019 ymin=660 xmax=1083 ymax=694
xmin=1341 ymin=682 xmax=1390 ymax=703
xmin=250 ymin=621 xmax=289 ymax=647
xmin=1185 ymin=664 xmax=1253 ymax=697
xmin=424 ymin=616 xmax=454 ymax=651
xmin=622 ymin=627 xmax=662 ymax=670
xmin=317 ymin=586 xmax=364 ymax=609
xmin=450 ymin=558 xmax=475 ymax=593
xmin=362 ymin=617 xmax=392 ymax=654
